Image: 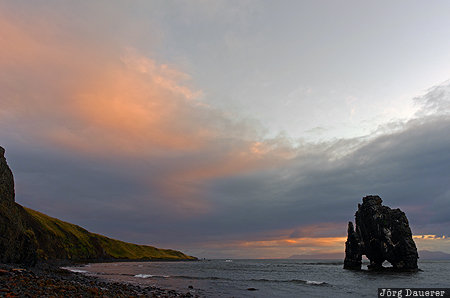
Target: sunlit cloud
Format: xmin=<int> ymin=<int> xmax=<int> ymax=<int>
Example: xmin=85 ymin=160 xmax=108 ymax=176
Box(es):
xmin=239 ymin=237 xmax=346 ymax=249
xmin=182 ymin=234 xmax=450 ymax=259
xmin=176 ymin=236 xmax=346 ymax=259
xmin=413 ymin=235 xmax=450 ymax=253
xmin=0 ymin=7 xmax=295 ymax=216
xmin=1 ymin=1 xmax=449 ymax=258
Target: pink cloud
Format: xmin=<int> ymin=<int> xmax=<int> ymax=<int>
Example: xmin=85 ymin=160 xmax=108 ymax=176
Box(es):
xmin=0 ymin=8 xmax=294 ymax=215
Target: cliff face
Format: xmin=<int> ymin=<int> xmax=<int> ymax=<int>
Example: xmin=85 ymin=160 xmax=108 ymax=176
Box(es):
xmin=0 ymin=146 xmax=38 ymax=264
xmin=0 ymin=147 xmax=15 ymax=205
xmin=0 ymin=146 xmax=195 ymax=265
xmin=344 ymin=195 xmax=418 ymax=271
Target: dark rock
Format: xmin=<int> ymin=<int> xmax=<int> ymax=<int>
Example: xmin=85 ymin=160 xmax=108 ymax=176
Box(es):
xmin=343 ymin=222 xmax=362 ymax=270
xmin=0 ymin=146 xmax=15 ymax=205
xmin=0 ymin=269 xmax=10 ymax=276
xmin=344 ymin=195 xmax=418 ymax=271
xmin=247 ymin=288 xmax=258 ymax=291
xmin=0 ymin=146 xmax=38 ymax=265
xmin=0 ymin=263 xmax=194 ymax=297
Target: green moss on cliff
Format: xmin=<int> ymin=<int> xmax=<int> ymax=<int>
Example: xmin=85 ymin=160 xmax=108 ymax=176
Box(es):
xmin=23 ymin=207 xmax=196 ymax=261
xmin=1 ymin=145 xmax=196 ymax=264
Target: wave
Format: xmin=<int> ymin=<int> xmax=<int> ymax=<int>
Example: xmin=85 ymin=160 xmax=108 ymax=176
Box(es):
xmin=134 ymin=274 xmax=171 ymax=279
xmin=162 ymin=275 xmax=328 ymax=286
xmin=171 ymin=275 xmax=230 ymax=281
xmin=250 ymin=278 xmax=329 ymax=286
xmin=301 ymin=262 xmax=343 ymax=266
xmin=66 ymin=268 xmax=329 ymax=286
xmin=306 ymin=280 xmax=327 ymax=285
xmin=154 ymin=275 xmax=329 ymax=286
xmin=62 ymin=268 xmax=88 ymax=274
xmin=134 ymin=274 xmax=153 ymax=278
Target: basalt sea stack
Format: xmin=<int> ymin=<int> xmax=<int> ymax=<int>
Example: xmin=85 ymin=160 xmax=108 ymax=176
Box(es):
xmin=344 ymin=195 xmax=418 ymax=271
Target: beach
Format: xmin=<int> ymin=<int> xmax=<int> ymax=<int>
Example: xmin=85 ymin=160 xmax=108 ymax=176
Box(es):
xmin=0 ymin=263 xmax=199 ymax=297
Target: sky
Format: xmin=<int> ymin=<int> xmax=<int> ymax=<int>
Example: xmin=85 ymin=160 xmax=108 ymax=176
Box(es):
xmin=0 ymin=0 xmax=449 ymax=258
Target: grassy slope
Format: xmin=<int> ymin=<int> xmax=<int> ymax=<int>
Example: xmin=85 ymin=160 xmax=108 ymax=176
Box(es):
xmin=23 ymin=207 xmax=195 ymax=261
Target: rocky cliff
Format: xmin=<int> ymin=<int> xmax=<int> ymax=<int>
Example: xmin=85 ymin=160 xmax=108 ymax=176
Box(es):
xmin=344 ymin=195 xmax=418 ymax=271
xmin=0 ymin=146 xmax=38 ymax=264
xmin=0 ymin=146 xmax=195 ymax=265
xmin=0 ymin=147 xmax=14 ymax=204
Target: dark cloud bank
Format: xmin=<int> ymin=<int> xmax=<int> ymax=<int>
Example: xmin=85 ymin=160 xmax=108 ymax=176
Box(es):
xmin=2 ymin=82 xmax=450 ymax=256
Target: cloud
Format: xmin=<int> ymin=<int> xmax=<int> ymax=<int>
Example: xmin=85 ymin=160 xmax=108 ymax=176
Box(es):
xmin=191 ymin=236 xmax=347 ymax=259
xmin=0 ymin=5 xmax=294 ymax=217
xmin=182 ymin=234 xmax=450 ymax=259
xmin=414 ymin=80 xmax=450 ymax=117
xmin=1 ymin=2 xmax=449 ymax=258
xmin=0 ymin=11 xmax=208 ymax=155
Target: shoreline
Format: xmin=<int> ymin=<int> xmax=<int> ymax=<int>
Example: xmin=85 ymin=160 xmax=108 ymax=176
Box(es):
xmin=0 ymin=262 xmax=200 ymax=297
xmin=69 ymin=258 xmax=199 ymax=265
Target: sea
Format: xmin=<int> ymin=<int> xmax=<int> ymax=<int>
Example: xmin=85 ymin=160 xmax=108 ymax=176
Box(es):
xmin=65 ymin=259 xmax=450 ymax=297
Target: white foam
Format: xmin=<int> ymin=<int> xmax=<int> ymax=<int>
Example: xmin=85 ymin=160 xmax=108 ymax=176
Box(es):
xmin=134 ymin=274 xmax=153 ymax=278
xmin=306 ymin=280 xmax=325 ymax=285
xmin=63 ymin=268 xmax=88 ymax=273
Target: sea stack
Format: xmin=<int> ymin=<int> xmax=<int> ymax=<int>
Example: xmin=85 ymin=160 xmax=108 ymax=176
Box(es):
xmin=344 ymin=195 xmax=418 ymax=271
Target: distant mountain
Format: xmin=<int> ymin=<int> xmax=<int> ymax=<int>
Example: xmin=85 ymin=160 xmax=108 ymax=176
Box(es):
xmin=288 ymin=250 xmax=450 ymax=260
xmin=0 ymin=146 xmax=196 ymax=265
xmin=288 ymin=252 xmax=344 ymax=260
xmin=419 ymin=250 xmax=450 ymax=260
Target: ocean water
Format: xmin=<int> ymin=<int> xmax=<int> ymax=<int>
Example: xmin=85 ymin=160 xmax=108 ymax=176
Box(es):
xmin=66 ymin=259 xmax=450 ymax=297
